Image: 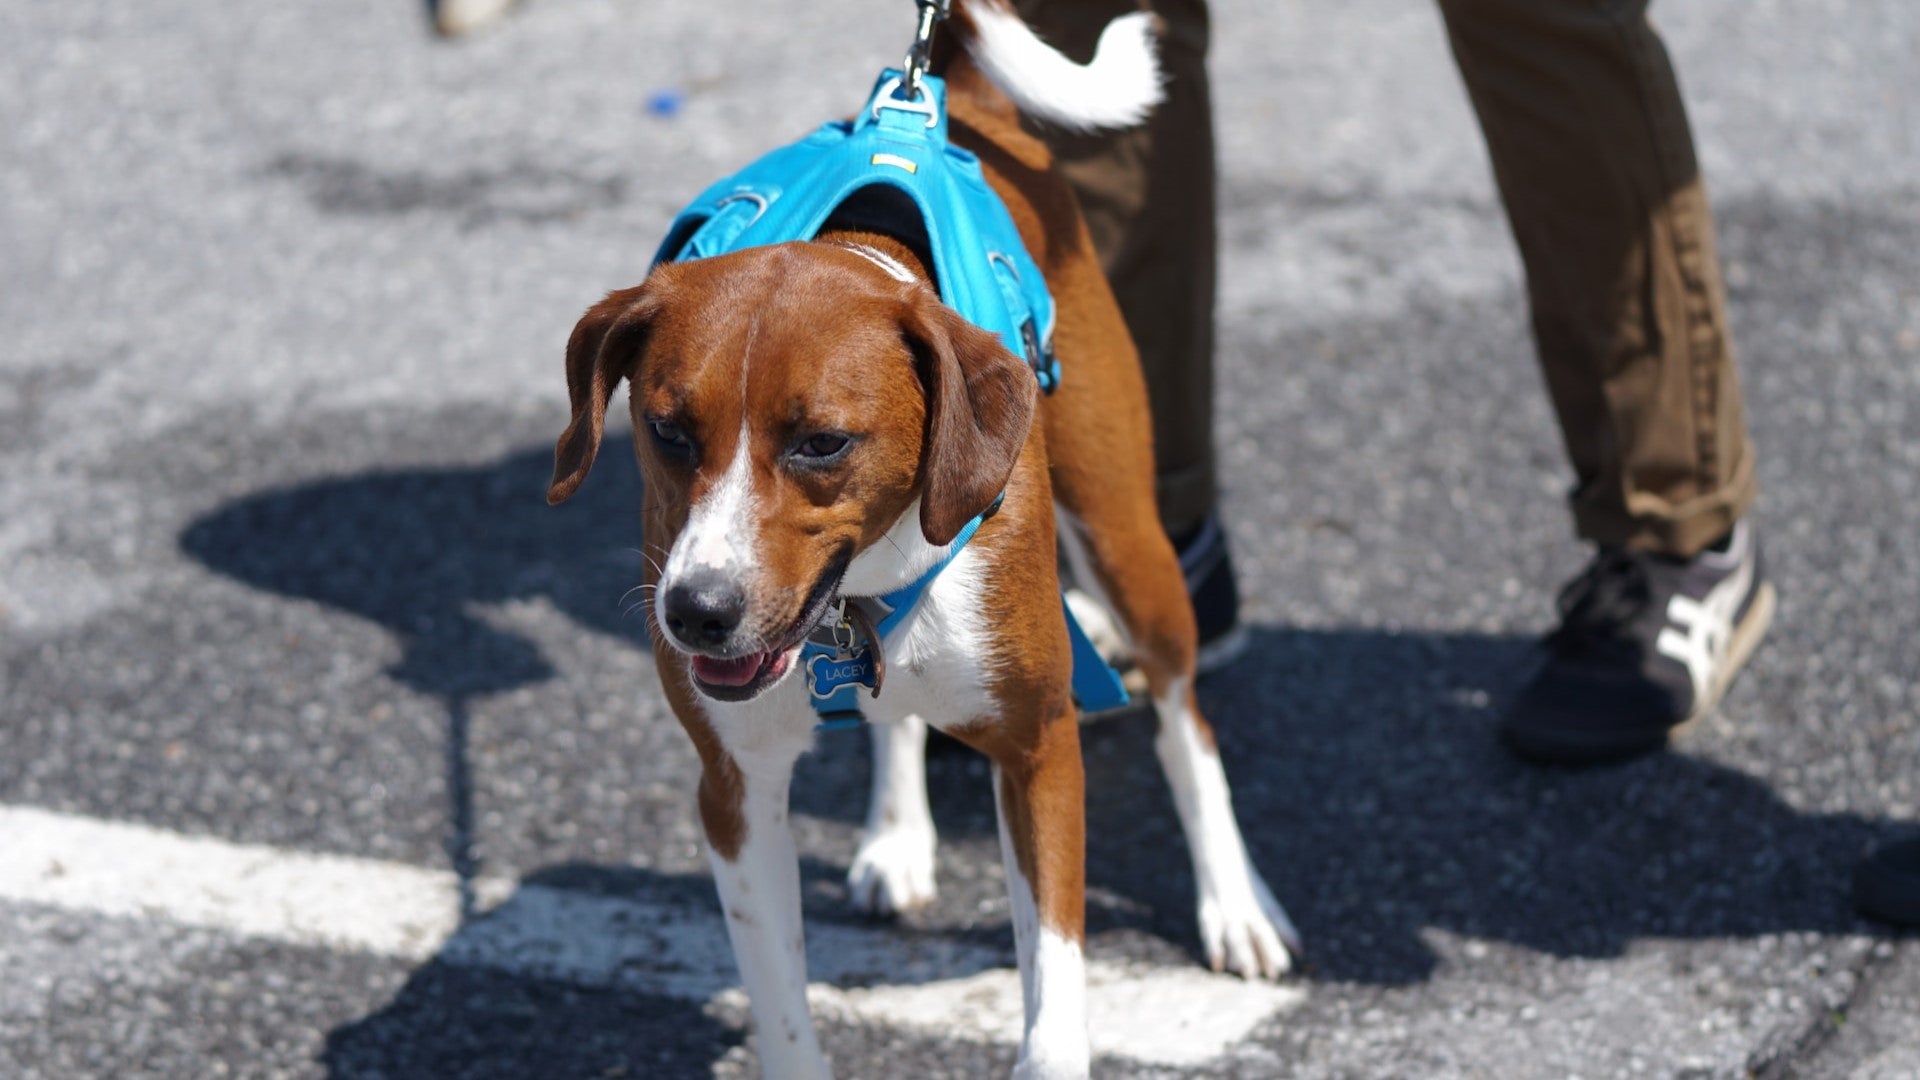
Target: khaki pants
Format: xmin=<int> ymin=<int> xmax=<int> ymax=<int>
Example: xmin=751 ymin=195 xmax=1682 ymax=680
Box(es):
xmin=1015 ymin=0 xmax=1756 ymax=556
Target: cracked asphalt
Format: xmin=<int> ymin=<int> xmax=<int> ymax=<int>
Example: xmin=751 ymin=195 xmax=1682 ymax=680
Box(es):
xmin=2 ymin=0 xmax=1915 ymax=1076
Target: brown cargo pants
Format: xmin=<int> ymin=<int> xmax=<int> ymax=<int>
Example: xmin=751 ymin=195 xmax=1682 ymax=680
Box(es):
xmin=1014 ymin=0 xmax=1756 ymax=557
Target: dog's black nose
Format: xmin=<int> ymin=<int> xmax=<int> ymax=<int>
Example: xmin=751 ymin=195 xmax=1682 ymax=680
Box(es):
xmin=661 ymin=574 xmax=747 ymax=648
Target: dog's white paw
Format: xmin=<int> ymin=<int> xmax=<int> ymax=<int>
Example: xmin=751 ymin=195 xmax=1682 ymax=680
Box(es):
xmin=1012 ymin=1049 xmax=1091 ymax=1080
xmin=847 ymin=826 xmax=937 ymax=916
xmin=1197 ymin=864 xmax=1301 ymax=980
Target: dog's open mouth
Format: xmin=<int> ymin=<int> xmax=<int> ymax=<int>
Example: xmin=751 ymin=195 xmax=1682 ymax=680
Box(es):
xmin=689 ymin=647 xmax=800 ymax=700
xmin=685 ymin=546 xmax=851 ymax=704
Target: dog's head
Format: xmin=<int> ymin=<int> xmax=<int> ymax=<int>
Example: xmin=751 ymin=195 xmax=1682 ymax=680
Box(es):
xmin=548 ymin=241 xmax=1035 ymax=703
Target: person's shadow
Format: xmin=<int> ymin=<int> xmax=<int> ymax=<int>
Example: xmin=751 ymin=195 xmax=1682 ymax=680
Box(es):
xmin=179 ymin=437 xmax=1897 ymax=1078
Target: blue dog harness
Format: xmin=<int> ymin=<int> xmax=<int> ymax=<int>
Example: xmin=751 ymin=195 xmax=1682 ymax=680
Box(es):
xmin=657 ymin=69 xmax=1129 ymax=723
xmin=657 ymin=69 xmax=1061 ymax=391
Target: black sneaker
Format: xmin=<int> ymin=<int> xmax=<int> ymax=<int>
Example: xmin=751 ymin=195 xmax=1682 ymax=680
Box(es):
xmin=1500 ymin=521 xmax=1776 ymax=766
xmin=1855 ymin=838 xmax=1920 ymax=926
xmin=1173 ymin=513 xmax=1249 ymax=675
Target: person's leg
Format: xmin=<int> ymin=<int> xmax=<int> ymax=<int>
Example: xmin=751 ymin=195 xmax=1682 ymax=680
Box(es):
xmin=1438 ymin=0 xmax=1754 ymax=555
xmin=1013 ymin=0 xmax=1247 ymax=668
xmin=1438 ymin=0 xmax=1772 ymax=763
xmin=1013 ymin=0 xmax=1218 ymax=541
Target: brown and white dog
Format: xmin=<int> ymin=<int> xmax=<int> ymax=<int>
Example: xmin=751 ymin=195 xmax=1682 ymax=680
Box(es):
xmin=548 ymin=3 xmax=1297 ymax=1075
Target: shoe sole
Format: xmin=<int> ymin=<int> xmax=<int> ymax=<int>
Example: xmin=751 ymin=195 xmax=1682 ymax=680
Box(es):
xmin=1670 ymin=579 xmax=1777 ymax=742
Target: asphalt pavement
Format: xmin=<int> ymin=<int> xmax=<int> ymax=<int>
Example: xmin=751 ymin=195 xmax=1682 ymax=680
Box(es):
xmin=2 ymin=0 xmax=1916 ymax=1077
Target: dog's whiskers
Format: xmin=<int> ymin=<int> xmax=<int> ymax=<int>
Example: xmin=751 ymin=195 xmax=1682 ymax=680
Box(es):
xmin=621 ymin=583 xmax=660 ymax=621
xmin=629 ymin=545 xmax=669 ymax=579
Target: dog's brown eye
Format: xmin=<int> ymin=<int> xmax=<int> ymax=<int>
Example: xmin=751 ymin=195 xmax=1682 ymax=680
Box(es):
xmin=794 ymin=433 xmax=850 ymax=460
xmin=649 ymin=420 xmax=693 ymax=454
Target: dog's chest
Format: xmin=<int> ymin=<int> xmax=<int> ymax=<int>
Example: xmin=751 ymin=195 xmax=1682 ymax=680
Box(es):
xmin=860 ymin=544 xmax=998 ymax=729
xmin=696 ymin=542 xmax=1001 ymax=762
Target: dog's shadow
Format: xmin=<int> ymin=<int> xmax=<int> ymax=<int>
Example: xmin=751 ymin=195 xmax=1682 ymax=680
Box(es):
xmin=181 ymin=438 xmax=1894 ymax=1076
xmin=181 ymin=437 xmax=650 ymax=702
xmin=317 ymin=940 xmax=743 ymax=1079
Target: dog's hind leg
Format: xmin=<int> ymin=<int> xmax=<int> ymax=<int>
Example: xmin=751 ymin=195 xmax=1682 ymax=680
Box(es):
xmin=1055 ymin=505 xmax=1301 ymax=979
xmin=1147 ymin=672 xmax=1301 ymax=978
xmin=847 ymin=713 xmax=939 ymax=915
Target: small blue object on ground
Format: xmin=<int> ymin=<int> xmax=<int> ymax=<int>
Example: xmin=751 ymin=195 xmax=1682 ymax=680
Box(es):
xmin=646 ymin=89 xmax=684 ymax=119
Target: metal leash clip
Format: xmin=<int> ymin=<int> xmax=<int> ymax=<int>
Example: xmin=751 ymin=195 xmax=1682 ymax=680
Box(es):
xmin=901 ymin=0 xmax=952 ymax=101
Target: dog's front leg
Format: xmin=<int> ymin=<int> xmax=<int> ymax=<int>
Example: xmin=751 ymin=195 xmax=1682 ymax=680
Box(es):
xmin=700 ymin=747 xmax=831 ymax=1080
xmin=974 ymin=709 xmax=1090 ymax=1080
xmin=848 ymin=713 xmax=938 ymax=915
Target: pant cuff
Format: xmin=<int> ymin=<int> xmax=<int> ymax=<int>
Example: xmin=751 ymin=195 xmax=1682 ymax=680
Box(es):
xmin=1570 ymin=453 xmax=1757 ymax=557
xmin=1155 ymin=461 xmax=1217 ymax=539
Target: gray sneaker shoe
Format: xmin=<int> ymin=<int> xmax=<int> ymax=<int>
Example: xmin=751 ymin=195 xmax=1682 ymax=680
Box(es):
xmin=1501 ymin=521 xmax=1776 ymax=765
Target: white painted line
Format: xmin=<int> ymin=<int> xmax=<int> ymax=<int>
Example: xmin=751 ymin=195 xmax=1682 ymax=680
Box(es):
xmin=812 ymin=962 xmax=1302 ymax=1067
xmin=0 ymin=805 xmax=1303 ymax=1066
xmin=0 ymin=804 xmax=464 ymax=959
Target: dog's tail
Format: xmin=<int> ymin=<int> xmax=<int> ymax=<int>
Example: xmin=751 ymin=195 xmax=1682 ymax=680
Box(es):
xmin=949 ymin=0 xmax=1163 ymax=132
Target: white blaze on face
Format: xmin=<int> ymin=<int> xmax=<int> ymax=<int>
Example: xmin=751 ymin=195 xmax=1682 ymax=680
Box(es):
xmin=658 ymin=422 xmax=759 ymax=603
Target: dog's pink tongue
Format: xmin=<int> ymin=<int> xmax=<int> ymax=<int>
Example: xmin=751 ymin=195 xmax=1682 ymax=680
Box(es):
xmin=692 ymin=652 xmax=767 ymax=687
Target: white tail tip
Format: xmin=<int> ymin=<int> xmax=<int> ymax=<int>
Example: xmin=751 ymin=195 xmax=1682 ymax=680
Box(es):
xmin=963 ymin=5 xmax=1164 ymax=133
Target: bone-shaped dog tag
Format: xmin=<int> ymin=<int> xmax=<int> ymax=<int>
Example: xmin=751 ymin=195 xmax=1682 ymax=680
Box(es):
xmin=807 ymin=649 xmax=877 ymax=699
xmin=805 ymin=600 xmax=884 ymax=702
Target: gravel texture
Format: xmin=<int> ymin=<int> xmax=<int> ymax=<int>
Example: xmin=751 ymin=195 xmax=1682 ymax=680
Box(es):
xmin=2 ymin=0 xmax=1915 ymax=1076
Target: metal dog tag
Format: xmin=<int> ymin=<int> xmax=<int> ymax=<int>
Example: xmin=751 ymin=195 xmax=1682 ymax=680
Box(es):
xmin=808 ymin=649 xmax=876 ymax=699
xmin=804 ymin=600 xmax=885 ymax=701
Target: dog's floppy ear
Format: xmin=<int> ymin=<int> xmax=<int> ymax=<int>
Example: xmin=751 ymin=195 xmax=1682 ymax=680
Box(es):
xmin=548 ymin=278 xmax=668 ymax=505
xmin=903 ymin=290 xmax=1038 ymax=545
